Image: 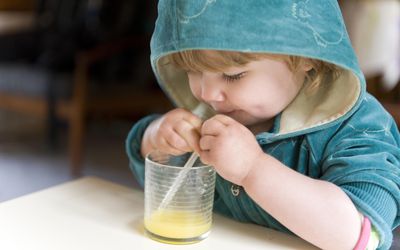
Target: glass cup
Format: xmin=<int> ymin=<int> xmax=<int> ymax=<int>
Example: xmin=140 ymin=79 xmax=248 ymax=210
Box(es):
xmin=144 ymin=151 xmax=216 ymax=244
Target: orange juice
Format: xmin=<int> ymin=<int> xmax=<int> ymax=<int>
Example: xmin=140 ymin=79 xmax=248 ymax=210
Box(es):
xmin=144 ymin=209 xmax=211 ymax=244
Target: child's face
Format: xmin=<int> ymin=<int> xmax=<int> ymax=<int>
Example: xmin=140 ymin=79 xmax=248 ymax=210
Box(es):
xmin=187 ymin=57 xmax=307 ymax=127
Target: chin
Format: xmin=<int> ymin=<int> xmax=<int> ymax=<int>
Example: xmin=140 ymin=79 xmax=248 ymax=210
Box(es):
xmin=226 ymin=111 xmax=257 ymax=125
xmin=233 ymin=112 xmax=274 ymax=130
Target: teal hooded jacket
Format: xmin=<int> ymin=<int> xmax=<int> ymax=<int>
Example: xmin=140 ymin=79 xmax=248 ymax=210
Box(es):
xmin=126 ymin=1 xmax=400 ymax=249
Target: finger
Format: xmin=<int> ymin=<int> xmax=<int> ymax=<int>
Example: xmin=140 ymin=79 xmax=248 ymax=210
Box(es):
xmin=157 ymin=136 xmax=187 ymax=156
xmin=172 ymin=108 xmax=203 ymax=130
xmin=166 ymin=145 xmax=188 ymax=156
xmin=199 ymin=150 xmax=212 ymax=166
xmin=174 ymin=120 xmax=201 ymax=153
xmin=199 ymin=153 xmax=211 ymax=165
xmin=183 ymin=115 xmax=203 ymax=131
xmin=201 ymin=117 xmax=227 ymax=136
xmin=212 ymin=114 xmax=235 ymax=125
xmin=199 ymin=135 xmax=214 ymax=151
xmin=163 ymin=130 xmax=192 ymax=153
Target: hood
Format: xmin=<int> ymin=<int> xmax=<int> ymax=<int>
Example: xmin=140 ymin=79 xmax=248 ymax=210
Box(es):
xmin=150 ymin=0 xmax=366 ymax=135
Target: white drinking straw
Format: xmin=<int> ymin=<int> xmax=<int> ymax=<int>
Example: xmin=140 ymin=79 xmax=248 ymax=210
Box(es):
xmin=158 ymin=152 xmax=199 ymax=210
xmin=157 ymin=103 xmax=214 ymax=210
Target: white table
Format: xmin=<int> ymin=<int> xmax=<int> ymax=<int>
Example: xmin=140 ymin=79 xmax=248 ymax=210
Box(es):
xmin=0 ymin=177 xmax=317 ymax=250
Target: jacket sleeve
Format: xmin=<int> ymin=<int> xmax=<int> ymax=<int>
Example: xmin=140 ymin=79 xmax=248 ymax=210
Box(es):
xmin=319 ymin=100 xmax=400 ymax=250
xmin=125 ymin=114 xmax=160 ymax=188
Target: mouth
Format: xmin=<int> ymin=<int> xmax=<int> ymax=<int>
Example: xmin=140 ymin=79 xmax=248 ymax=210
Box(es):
xmin=210 ymin=104 xmax=236 ymax=115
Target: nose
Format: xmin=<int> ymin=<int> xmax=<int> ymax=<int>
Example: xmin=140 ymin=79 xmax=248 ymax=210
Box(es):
xmin=200 ymin=77 xmax=224 ymax=102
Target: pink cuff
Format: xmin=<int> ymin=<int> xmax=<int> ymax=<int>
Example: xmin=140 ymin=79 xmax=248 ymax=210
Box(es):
xmin=353 ymin=216 xmax=371 ymax=250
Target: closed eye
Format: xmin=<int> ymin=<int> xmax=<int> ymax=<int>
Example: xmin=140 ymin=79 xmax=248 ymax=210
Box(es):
xmin=222 ymin=72 xmax=246 ymax=83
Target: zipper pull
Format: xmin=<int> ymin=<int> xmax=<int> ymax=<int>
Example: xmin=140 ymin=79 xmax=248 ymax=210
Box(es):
xmin=231 ymin=184 xmax=241 ymax=196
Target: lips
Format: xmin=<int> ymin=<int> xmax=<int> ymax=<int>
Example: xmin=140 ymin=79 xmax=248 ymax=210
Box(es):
xmin=210 ymin=104 xmax=236 ymax=114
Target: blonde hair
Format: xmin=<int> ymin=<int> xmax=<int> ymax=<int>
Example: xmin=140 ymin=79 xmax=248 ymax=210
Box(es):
xmin=166 ymin=50 xmax=342 ymax=93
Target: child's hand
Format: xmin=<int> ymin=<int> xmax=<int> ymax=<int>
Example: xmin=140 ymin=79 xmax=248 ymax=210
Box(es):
xmin=199 ymin=114 xmax=264 ymax=185
xmin=142 ymin=108 xmax=203 ymax=156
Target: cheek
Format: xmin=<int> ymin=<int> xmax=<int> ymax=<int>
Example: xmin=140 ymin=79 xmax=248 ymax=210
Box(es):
xmin=236 ymin=81 xmax=286 ymax=115
xmin=231 ymin=86 xmax=267 ymax=112
xmin=188 ymin=81 xmax=201 ymax=100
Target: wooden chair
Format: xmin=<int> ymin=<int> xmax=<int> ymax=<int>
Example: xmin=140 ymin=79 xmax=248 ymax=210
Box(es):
xmin=65 ymin=37 xmax=172 ymax=175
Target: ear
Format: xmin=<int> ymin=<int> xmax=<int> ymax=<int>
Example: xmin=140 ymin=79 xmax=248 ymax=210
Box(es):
xmin=302 ymin=61 xmax=313 ymax=72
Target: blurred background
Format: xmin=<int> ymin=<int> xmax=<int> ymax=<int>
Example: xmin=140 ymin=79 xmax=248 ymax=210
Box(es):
xmin=0 ymin=0 xmax=173 ymax=201
xmin=0 ymin=0 xmax=399 ymax=209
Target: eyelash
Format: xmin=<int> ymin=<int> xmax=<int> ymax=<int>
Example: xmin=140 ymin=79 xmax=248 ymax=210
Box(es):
xmin=222 ymin=72 xmax=246 ymax=83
